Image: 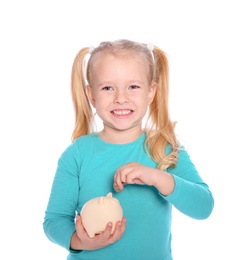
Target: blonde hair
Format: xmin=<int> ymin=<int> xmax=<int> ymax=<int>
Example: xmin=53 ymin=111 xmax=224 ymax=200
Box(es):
xmin=71 ymin=39 xmax=179 ymax=170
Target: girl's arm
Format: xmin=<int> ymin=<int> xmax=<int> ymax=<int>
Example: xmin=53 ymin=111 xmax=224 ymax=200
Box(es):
xmin=114 ymin=148 xmax=214 ymax=220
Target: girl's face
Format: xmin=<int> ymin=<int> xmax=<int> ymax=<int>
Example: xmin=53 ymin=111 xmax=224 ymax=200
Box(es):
xmin=86 ymin=54 xmax=156 ymax=139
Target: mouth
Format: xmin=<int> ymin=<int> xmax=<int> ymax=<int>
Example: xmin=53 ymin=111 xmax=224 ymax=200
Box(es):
xmin=111 ymin=109 xmax=133 ymax=116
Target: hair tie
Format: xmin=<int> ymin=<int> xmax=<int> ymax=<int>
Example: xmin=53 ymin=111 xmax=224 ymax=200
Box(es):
xmin=147 ymin=43 xmax=154 ymax=52
xmin=89 ymin=46 xmax=95 ymax=54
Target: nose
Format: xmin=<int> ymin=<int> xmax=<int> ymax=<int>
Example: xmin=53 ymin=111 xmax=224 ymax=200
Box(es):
xmin=114 ymin=90 xmax=128 ymax=104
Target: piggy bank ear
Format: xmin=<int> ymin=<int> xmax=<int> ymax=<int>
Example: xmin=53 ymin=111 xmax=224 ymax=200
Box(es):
xmin=107 ymin=192 xmax=112 ymax=198
xmin=103 ymin=192 xmax=119 ymax=205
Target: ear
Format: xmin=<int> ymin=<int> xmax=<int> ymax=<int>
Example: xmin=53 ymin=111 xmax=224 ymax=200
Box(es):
xmin=85 ymin=85 xmax=96 ymax=108
xmin=148 ymin=82 xmax=157 ymax=105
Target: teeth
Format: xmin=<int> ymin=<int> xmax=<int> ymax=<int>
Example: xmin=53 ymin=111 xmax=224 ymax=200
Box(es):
xmin=113 ymin=110 xmax=131 ymax=115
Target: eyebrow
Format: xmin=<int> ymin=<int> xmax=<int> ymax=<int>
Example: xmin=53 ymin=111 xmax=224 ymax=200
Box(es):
xmin=95 ymin=80 xmax=145 ymax=87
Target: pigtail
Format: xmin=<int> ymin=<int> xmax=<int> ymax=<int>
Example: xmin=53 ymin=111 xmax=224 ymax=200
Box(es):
xmin=145 ymin=46 xmax=179 ymax=170
xmin=71 ymin=47 xmax=93 ymax=142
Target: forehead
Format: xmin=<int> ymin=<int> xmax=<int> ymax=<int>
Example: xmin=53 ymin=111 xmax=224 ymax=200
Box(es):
xmin=92 ymin=55 xmax=149 ymax=85
xmin=96 ymin=50 xmax=146 ymax=64
xmin=90 ymin=51 xmax=149 ymax=75
xmin=103 ymin=52 xmax=144 ymax=65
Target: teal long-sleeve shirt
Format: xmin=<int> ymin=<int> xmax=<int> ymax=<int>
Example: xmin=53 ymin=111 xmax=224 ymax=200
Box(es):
xmin=43 ymin=132 xmax=214 ymax=260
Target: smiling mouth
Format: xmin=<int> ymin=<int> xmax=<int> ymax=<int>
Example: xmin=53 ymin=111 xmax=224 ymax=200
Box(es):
xmin=112 ymin=109 xmax=133 ymax=115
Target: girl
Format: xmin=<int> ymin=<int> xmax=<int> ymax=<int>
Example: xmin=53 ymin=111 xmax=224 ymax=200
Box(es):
xmin=43 ymin=39 xmax=214 ymax=260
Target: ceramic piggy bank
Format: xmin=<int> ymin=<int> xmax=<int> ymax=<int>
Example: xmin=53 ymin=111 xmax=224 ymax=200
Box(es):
xmin=80 ymin=192 xmax=123 ymax=238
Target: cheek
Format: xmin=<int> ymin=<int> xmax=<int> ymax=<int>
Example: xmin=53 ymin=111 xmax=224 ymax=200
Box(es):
xmin=94 ymin=97 xmax=107 ymax=110
xmin=138 ymin=93 xmax=152 ymax=106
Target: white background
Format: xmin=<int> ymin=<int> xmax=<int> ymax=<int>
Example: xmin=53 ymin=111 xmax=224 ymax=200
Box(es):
xmin=1 ymin=1 xmax=248 ymax=259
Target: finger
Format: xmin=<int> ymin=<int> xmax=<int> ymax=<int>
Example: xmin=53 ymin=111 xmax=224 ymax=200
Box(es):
xmin=75 ymin=215 xmax=88 ymax=237
xmin=120 ymin=217 xmax=126 ymax=233
xmin=120 ymin=170 xmax=127 ymax=184
xmin=116 ymin=217 xmax=126 ymax=234
xmin=113 ymin=182 xmax=123 ymax=192
xmin=109 ymin=218 xmax=126 ymax=242
xmin=114 ymin=171 xmax=124 ymax=192
xmin=98 ymin=222 xmax=113 ymax=242
xmin=75 ymin=215 xmax=83 ymax=232
xmin=126 ymin=172 xmax=139 ymax=184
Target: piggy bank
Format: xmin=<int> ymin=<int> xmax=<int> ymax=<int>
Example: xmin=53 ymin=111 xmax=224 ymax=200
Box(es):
xmin=80 ymin=192 xmax=123 ymax=238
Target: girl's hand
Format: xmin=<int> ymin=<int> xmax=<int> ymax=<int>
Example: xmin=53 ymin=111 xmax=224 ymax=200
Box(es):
xmin=113 ymin=162 xmax=175 ymax=195
xmin=113 ymin=162 xmax=157 ymax=191
xmin=70 ymin=215 xmax=126 ymax=250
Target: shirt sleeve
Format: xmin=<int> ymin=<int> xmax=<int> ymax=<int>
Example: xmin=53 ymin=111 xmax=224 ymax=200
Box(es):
xmin=43 ymin=141 xmax=81 ymax=251
xmin=163 ymin=147 xmax=214 ymax=220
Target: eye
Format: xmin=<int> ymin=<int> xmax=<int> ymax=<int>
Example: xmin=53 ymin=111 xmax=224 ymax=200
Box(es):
xmin=129 ymin=85 xmax=140 ymax=90
xmin=102 ymin=86 xmax=114 ymax=91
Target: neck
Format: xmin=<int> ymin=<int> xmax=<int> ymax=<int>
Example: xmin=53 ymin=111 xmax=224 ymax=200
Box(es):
xmin=99 ymin=127 xmax=143 ymax=144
